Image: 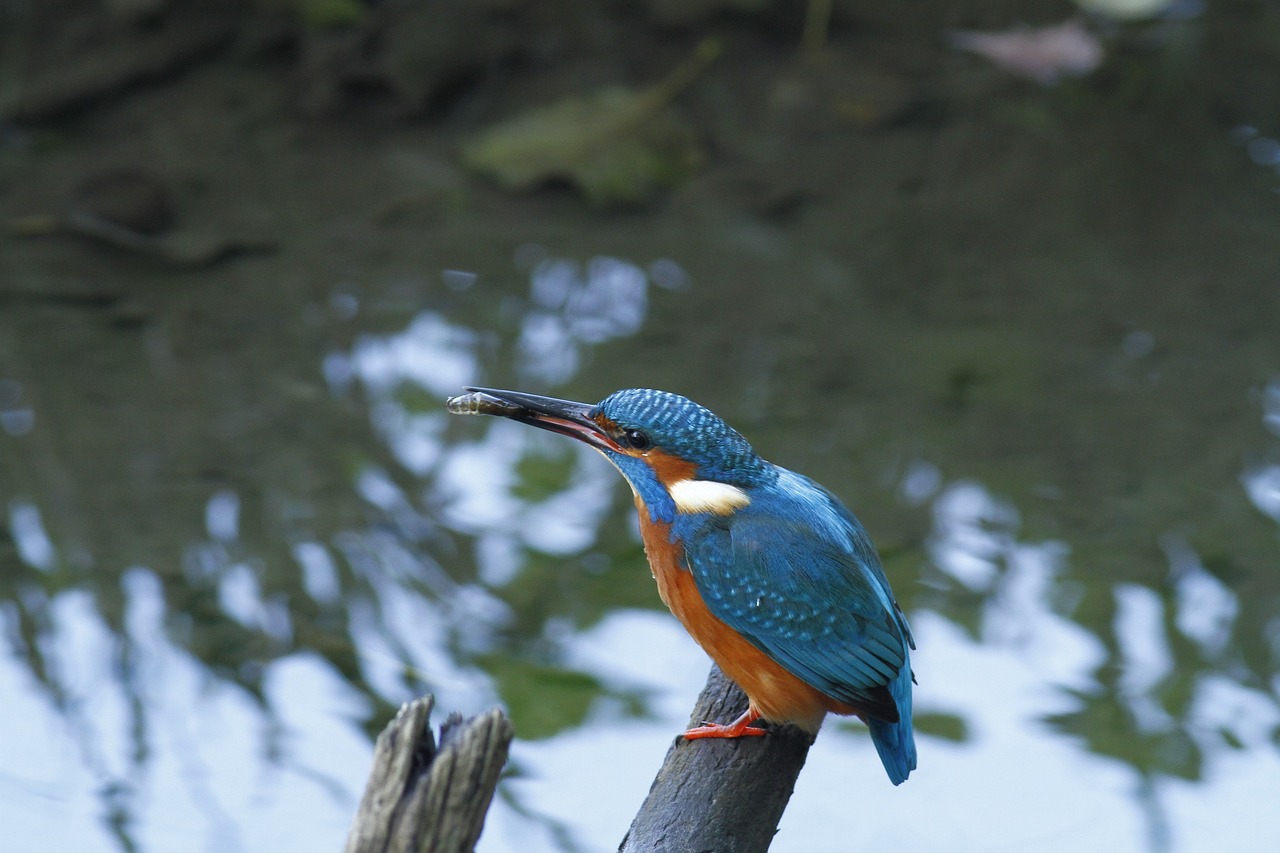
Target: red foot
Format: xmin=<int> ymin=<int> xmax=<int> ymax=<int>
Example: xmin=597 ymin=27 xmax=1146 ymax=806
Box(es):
xmin=681 ymin=709 xmax=767 ymax=740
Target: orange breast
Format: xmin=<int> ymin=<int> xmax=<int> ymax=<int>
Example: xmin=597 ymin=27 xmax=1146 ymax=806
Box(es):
xmin=637 ymin=503 xmax=856 ymax=732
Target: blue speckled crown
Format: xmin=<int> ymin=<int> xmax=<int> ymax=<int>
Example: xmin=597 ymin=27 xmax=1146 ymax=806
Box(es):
xmin=593 ymin=389 xmax=771 ymax=485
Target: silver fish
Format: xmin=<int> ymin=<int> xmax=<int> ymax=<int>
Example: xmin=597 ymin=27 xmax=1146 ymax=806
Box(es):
xmin=446 ymin=391 xmax=526 ymax=417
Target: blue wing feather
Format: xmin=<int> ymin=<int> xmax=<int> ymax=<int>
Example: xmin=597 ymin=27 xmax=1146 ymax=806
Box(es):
xmin=678 ymin=468 xmax=918 ymax=783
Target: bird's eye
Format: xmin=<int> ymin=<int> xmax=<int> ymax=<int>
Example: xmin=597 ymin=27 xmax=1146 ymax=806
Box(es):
xmin=622 ymin=429 xmax=652 ymax=451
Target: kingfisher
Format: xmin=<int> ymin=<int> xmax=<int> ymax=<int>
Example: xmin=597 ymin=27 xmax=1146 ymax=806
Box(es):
xmin=447 ymin=386 xmax=917 ymax=784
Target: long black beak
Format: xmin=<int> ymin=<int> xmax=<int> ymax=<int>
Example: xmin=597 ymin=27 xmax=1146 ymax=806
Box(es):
xmin=446 ymin=387 xmax=622 ymax=453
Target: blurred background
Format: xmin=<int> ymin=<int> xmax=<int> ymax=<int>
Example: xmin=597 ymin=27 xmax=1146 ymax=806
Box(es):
xmin=2 ymin=0 xmax=1279 ymax=851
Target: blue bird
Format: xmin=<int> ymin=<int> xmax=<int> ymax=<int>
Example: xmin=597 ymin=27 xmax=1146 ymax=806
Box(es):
xmin=447 ymin=386 xmax=917 ymax=784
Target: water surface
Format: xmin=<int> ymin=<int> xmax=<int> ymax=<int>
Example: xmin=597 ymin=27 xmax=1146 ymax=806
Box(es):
xmin=2 ymin=4 xmax=1279 ymax=852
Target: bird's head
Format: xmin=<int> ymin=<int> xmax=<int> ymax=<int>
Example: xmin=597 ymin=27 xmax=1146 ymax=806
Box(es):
xmin=448 ymin=387 xmax=773 ymax=522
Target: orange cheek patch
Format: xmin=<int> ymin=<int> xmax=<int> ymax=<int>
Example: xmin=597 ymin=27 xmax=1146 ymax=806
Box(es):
xmin=644 ymin=449 xmax=697 ymax=487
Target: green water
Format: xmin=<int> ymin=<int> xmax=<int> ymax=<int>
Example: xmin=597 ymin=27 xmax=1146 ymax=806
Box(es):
xmin=2 ymin=3 xmax=1279 ymax=851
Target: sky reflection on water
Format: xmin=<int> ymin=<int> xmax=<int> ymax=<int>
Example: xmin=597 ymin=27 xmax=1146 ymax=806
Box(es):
xmin=2 ymin=242 xmax=1279 ymax=853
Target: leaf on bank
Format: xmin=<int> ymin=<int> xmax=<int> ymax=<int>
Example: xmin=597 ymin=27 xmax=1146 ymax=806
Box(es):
xmin=462 ymin=87 xmax=702 ymax=206
xmin=293 ymin=0 xmax=365 ymax=28
xmin=462 ymin=38 xmax=721 ymax=206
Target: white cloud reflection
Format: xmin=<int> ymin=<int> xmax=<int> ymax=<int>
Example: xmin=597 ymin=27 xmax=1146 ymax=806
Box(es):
xmin=1114 ymin=583 xmax=1177 ymax=733
xmin=333 ymin=255 xmax=667 ymax=495
xmin=292 ymin=540 xmax=342 ymax=603
xmin=0 ymin=572 xmax=374 ymax=853
xmin=350 ymin=311 xmax=480 ymax=400
xmin=438 ymin=420 xmax=618 ymax=559
xmin=330 ymin=252 xmax=671 ymax=571
xmin=1263 ymin=376 xmax=1280 ymax=437
xmin=338 ymin=312 xmax=479 ymax=478
xmin=518 ymin=256 xmax=651 ymax=384
xmin=205 ymin=489 xmax=241 ymax=543
xmin=929 ymin=481 xmax=1020 ymax=592
xmin=1242 ymin=464 xmax=1280 ymax=523
xmin=8 ymin=499 xmax=56 ymax=572
xmin=1240 ymin=375 xmax=1280 ymax=524
xmin=1165 ymin=536 xmax=1238 ymax=656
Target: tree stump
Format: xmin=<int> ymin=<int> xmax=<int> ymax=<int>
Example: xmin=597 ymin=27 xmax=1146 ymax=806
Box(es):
xmin=345 ymin=696 xmax=514 ymax=853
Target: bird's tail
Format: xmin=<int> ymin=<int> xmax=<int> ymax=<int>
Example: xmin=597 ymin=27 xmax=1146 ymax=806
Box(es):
xmin=869 ymin=663 xmax=917 ymax=785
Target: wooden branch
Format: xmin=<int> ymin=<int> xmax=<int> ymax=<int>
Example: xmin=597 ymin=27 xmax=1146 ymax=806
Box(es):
xmin=345 ymin=696 xmax=514 ymax=853
xmin=619 ymin=666 xmax=815 ymax=853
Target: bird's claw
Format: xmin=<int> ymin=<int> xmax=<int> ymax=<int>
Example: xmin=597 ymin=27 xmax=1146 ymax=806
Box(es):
xmin=681 ymin=721 xmax=768 ymax=740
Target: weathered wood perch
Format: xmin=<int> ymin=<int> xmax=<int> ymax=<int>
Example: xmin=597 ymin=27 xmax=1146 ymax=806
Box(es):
xmin=347 ymin=666 xmax=813 ymax=853
xmin=344 ymin=696 xmax=514 ymax=853
xmin=619 ymin=665 xmax=814 ymax=853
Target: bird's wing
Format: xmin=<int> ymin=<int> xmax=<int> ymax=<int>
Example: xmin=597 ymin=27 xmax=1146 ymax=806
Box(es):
xmin=683 ymin=491 xmax=910 ymax=721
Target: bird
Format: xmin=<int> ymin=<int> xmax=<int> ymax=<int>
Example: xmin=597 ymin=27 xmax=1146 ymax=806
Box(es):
xmin=446 ymin=386 xmax=917 ymax=784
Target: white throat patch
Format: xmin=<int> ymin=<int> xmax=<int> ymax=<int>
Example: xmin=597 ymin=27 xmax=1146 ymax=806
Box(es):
xmin=668 ymin=479 xmax=751 ymax=515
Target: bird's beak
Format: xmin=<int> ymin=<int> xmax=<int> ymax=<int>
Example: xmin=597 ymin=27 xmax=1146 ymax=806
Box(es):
xmin=447 ymin=387 xmax=623 ymax=453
